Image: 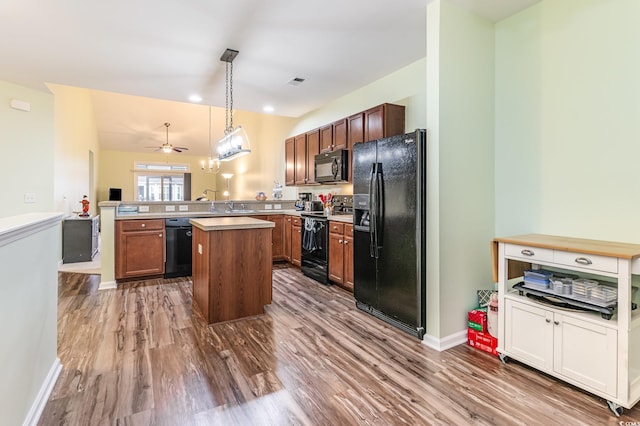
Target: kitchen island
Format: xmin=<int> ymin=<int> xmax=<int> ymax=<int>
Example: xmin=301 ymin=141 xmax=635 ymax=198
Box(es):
xmin=190 ymin=216 xmax=275 ymax=324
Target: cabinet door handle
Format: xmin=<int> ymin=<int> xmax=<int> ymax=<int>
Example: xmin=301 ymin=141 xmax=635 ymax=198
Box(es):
xmin=521 ymin=249 xmax=535 ymax=256
xmin=141 ymin=223 xmax=146 ymax=228
xmin=159 ymin=233 xmax=163 ymax=237
xmin=343 ymin=240 xmax=348 ymax=245
xmin=575 ymin=257 xmax=593 ymax=265
xmin=545 ymin=318 xmax=551 ymax=323
xmin=554 ymin=320 xmax=560 ymax=325
xmin=339 ymin=239 xmax=343 ymax=244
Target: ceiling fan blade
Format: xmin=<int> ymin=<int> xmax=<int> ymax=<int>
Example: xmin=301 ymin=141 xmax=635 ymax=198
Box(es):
xmin=174 ymin=147 xmax=189 ymax=151
xmin=172 ymin=148 xmax=183 ymax=153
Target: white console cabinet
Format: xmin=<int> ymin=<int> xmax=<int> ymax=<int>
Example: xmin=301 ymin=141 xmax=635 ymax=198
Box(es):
xmin=494 ymin=234 xmax=640 ymax=415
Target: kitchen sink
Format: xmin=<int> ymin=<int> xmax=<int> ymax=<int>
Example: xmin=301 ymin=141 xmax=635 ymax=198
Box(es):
xmin=228 ymin=209 xmax=256 ymax=213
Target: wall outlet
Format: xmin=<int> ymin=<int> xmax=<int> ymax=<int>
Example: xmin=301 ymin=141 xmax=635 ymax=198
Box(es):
xmin=139 ymin=205 xmax=150 ymax=212
xmin=274 ymin=204 xmax=282 ymax=209
xmin=165 ymin=205 xmax=176 ymax=212
xmin=179 ymin=205 xmax=188 ymax=211
xmin=24 ymin=193 xmax=36 ymax=203
xmin=264 ymin=204 xmax=273 ymax=210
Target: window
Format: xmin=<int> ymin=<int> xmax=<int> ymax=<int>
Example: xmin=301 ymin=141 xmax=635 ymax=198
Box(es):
xmin=134 ymin=162 xmax=191 ymax=201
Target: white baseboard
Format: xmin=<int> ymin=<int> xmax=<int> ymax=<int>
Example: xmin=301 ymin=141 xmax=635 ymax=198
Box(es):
xmin=422 ymin=329 xmax=467 ymax=352
xmin=23 ymin=357 xmax=62 ymax=426
xmin=98 ymin=280 xmax=117 ymax=290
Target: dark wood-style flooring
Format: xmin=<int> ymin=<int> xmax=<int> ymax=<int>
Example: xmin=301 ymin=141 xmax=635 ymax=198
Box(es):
xmin=40 ymin=266 xmax=640 ymax=425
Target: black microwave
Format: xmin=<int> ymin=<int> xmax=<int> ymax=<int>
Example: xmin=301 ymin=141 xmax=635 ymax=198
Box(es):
xmin=314 ymin=150 xmax=348 ymax=183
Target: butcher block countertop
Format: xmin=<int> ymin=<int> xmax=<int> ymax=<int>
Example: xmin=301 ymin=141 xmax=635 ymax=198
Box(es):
xmin=190 ymin=216 xmax=275 ymax=231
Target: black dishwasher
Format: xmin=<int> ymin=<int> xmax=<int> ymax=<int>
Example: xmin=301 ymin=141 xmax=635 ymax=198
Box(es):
xmin=165 ymin=218 xmax=192 ymax=278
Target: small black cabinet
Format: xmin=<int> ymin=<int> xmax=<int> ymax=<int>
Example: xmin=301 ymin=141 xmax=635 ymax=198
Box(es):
xmin=62 ymin=215 xmax=99 ymax=263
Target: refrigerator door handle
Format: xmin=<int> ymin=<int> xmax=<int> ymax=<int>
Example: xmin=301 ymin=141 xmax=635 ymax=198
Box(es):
xmin=368 ymin=163 xmax=376 ymax=258
xmin=374 ymin=165 xmax=383 ymax=258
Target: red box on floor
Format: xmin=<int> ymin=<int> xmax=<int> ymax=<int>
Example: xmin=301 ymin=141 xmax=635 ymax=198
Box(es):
xmin=468 ymin=308 xmax=488 ymax=333
xmin=467 ymin=328 xmax=498 ymax=357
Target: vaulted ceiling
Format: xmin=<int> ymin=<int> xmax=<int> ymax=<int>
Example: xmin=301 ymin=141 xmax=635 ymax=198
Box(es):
xmin=0 ymin=0 xmax=539 ymax=155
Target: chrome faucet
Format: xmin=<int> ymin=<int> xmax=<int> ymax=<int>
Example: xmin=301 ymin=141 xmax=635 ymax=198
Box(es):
xmin=210 ymin=201 xmax=216 ymax=212
xmin=225 ymin=200 xmax=234 ymax=211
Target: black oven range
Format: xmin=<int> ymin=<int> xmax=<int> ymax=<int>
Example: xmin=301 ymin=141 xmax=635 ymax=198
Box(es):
xmin=300 ymin=212 xmax=329 ymax=284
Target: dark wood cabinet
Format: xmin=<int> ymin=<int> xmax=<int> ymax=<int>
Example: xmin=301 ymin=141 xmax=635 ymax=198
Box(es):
xmin=192 ymin=225 xmax=272 ymax=325
xmin=115 ymin=219 xmax=165 ymax=280
xmin=319 ymin=124 xmax=333 ymax=153
xmin=285 ymin=137 xmax=295 ymax=186
xmin=320 ymin=120 xmax=347 ymax=153
xmin=333 ymin=119 xmax=348 ymax=150
xmin=343 ymin=224 xmax=354 ymax=291
xmin=364 ymin=103 xmax=405 ymax=143
xmin=327 ymin=221 xmax=354 ymax=292
xmin=291 ymin=216 xmax=302 ymax=267
xmin=294 ymin=134 xmax=307 ymax=185
xmin=284 ymin=215 xmax=292 ymax=262
xmin=286 ymin=103 xmax=404 ymax=187
xmin=306 ymin=129 xmax=320 ymax=185
xmin=347 ymin=112 xmax=365 ymax=147
xmin=251 ymin=215 xmax=285 ymax=261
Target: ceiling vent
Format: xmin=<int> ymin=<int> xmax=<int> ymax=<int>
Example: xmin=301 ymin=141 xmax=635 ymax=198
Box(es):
xmin=288 ymin=77 xmax=305 ymax=86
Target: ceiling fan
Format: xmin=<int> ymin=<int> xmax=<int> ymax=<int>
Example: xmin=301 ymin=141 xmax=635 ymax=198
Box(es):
xmin=146 ymin=122 xmax=189 ymax=153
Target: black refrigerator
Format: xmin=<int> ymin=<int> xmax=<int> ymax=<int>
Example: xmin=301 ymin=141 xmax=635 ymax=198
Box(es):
xmin=352 ymin=129 xmax=427 ymax=339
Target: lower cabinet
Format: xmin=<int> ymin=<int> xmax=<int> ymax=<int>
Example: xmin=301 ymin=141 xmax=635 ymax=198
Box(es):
xmin=328 ymin=221 xmax=354 ymax=291
xmin=251 ymin=215 xmax=285 ymax=261
xmin=505 ymin=298 xmax=617 ymax=397
xmin=284 ymin=215 xmax=292 ymax=262
xmin=115 ymin=219 xmax=165 ymax=280
xmin=290 ymin=216 xmax=302 ymax=267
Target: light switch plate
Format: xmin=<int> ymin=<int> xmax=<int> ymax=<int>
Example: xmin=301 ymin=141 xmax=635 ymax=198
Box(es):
xmin=179 ymin=205 xmax=188 ymax=211
xmin=165 ymin=205 xmax=176 ymax=212
xmin=139 ymin=205 xmax=150 ymax=212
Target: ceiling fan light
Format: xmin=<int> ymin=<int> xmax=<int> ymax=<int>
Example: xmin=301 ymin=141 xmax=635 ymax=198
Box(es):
xmin=162 ymin=145 xmax=173 ymax=153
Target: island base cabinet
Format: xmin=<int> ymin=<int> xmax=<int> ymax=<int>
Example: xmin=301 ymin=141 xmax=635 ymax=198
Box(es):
xmin=504 ymin=298 xmax=617 ymax=398
xmin=192 ymin=226 xmax=272 ymax=324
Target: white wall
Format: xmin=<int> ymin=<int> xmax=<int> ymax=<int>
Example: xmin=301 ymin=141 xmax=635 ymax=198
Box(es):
xmin=427 ymin=0 xmax=496 ymax=339
xmin=0 ymin=81 xmax=55 ymax=218
xmin=495 ymin=0 xmax=640 ymax=243
xmin=0 ymin=215 xmax=62 ymax=426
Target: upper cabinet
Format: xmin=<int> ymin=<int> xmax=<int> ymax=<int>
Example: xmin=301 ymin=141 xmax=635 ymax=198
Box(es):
xmin=285 ymin=137 xmax=295 ymax=186
xmin=286 ymin=103 xmax=405 ymax=187
xmin=294 ymin=130 xmax=320 ymax=186
xmin=347 ymin=112 xmax=365 ymax=147
xmin=294 ymin=134 xmax=307 ymax=185
xmin=305 ymin=129 xmax=320 ymax=185
xmin=320 ymin=119 xmax=348 ymax=154
xmin=364 ymin=103 xmax=406 ymax=143
xmin=320 ymin=124 xmax=333 ymax=153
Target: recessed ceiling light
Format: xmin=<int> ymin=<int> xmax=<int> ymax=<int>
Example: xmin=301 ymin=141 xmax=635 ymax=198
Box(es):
xmin=188 ymin=94 xmax=202 ymax=103
xmin=263 ymin=105 xmax=275 ymax=113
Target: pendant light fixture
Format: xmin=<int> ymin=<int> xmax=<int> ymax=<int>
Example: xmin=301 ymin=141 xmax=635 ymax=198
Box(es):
xmin=216 ymin=48 xmax=251 ymax=162
xmin=201 ymin=105 xmax=220 ymax=173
